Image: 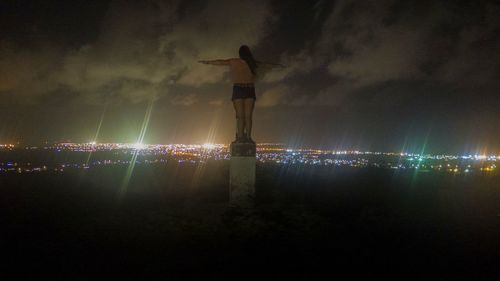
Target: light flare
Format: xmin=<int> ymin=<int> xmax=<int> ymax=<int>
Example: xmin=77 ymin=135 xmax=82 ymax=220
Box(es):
xmin=119 ymin=98 xmax=155 ymax=201
xmin=86 ymin=106 xmax=107 ymax=166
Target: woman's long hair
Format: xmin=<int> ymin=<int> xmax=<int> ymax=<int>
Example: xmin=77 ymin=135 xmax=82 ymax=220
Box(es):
xmin=239 ymin=45 xmax=257 ymax=75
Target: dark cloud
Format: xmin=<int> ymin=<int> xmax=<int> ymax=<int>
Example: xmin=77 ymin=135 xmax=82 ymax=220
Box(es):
xmin=0 ymin=0 xmax=498 ymax=152
xmin=1 ymin=0 xmax=274 ymax=104
xmin=0 ymin=0 xmax=110 ymax=48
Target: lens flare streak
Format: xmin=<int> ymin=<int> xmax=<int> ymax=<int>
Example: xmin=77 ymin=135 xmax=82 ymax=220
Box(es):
xmin=118 ymin=99 xmax=155 ymax=201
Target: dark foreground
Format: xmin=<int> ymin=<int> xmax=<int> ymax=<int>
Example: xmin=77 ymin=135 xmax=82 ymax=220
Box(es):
xmin=1 ymin=162 xmax=499 ymax=280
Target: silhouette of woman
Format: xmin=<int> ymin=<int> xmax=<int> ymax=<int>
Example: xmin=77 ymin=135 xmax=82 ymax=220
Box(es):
xmin=199 ymin=45 xmax=284 ymax=144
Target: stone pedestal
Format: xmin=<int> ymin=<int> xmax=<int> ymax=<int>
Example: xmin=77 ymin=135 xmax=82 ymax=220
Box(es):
xmin=229 ymin=142 xmax=256 ymax=206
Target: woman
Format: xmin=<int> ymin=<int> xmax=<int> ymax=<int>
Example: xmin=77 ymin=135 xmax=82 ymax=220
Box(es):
xmin=199 ymin=45 xmax=284 ymax=144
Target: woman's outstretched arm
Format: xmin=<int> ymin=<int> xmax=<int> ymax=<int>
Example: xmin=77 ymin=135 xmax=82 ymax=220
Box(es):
xmin=198 ymin=59 xmax=231 ymax=66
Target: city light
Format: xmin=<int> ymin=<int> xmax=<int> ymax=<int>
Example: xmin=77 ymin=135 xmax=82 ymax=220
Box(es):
xmin=0 ymin=142 xmax=498 ymax=174
xmin=132 ymin=143 xmax=145 ymax=150
xmin=202 ymin=143 xmax=216 ymax=149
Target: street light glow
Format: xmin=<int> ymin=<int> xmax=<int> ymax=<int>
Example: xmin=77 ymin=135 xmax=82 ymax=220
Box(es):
xmin=202 ymin=143 xmax=216 ymax=149
xmin=133 ymin=143 xmax=145 ymax=150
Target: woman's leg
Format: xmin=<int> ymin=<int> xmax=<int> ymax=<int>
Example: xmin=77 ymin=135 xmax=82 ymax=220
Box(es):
xmin=232 ymin=99 xmax=245 ymax=139
xmin=243 ymin=98 xmax=255 ymax=139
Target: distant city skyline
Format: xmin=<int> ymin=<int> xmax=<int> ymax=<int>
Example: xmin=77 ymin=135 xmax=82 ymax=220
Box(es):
xmin=1 ymin=141 xmax=499 ymax=157
xmin=1 ymin=141 xmax=497 ymax=175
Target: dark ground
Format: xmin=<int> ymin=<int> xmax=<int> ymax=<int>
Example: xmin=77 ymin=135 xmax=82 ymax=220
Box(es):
xmin=1 ymin=161 xmax=499 ymax=280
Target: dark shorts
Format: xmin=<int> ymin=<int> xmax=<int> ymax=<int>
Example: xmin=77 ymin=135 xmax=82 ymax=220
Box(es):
xmin=232 ymin=83 xmax=256 ymax=101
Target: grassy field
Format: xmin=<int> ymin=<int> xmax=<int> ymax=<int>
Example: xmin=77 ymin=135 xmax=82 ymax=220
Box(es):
xmin=1 ymin=162 xmax=499 ymax=280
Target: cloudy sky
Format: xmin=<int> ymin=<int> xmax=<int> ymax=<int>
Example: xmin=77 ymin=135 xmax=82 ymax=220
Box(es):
xmin=1 ymin=0 xmax=499 ymax=153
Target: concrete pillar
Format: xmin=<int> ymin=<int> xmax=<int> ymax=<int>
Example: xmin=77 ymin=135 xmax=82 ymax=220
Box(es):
xmin=229 ymin=142 xmax=256 ymax=206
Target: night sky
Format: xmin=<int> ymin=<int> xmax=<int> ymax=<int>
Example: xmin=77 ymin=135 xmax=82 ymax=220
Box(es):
xmin=1 ymin=0 xmax=499 ymax=153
